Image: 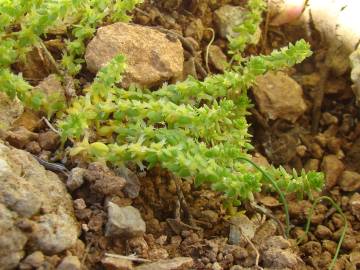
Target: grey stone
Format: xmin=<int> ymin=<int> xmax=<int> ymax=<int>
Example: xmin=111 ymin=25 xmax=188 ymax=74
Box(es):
xmin=116 ymin=166 xmax=141 ymax=199
xmin=214 ymin=5 xmax=261 ymax=43
xmin=229 ymin=215 xmax=257 ymax=245
xmin=106 ymin=203 xmax=146 ymax=237
xmin=85 ymin=23 xmax=184 ymax=89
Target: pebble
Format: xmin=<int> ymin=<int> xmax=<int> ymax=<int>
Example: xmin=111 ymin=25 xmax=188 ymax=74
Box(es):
xmin=56 ymin=256 xmax=81 ymax=270
xmin=67 ymin=167 xmax=86 ymax=191
xmin=252 ymin=71 xmax=307 ymax=123
xmin=135 ymin=257 xmax=193 ymax=270
xmin=208 ymin=45 xmax=227 ymax=71
xmin=321 ymin=155 xmax=345 ymax=189
xmin=73 ymin=198 xmax=86 ymax=210
xmin=101 ymin=256 xmax=134 ymax=270
xmin=315 ymin=225 xmax=332 ymax=239
xmin=105 ymin=203 xmax=146 ymax=237
xmin=20 ymin=251 xmax=45 ymax=269
xmin=339 ymin=170 xmax=360 ymax=192
xmin=229 ymin=215 xmax=257 ymax=245
xmin=350 ymin=193 xmax=360 ymax=220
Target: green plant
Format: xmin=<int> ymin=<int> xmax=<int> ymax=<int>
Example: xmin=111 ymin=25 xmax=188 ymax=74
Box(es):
xmin=1 ymin=0 xmax=325 ymax=217
xmin=59 ymin=39 xmax=323 ymax=208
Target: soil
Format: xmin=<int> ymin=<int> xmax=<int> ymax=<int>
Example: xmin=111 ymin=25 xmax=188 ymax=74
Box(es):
xmin=3 ymin=1 xmax=360 ymax=270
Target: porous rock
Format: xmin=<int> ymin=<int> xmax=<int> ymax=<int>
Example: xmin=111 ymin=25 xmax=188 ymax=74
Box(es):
xmin=252 ymin=71 xmax=307 ymax=123
xmin=0 ymin=141 xmax=79 ymax=269
xmin=105 ymin=203 xmax=146 ymax=237
xmin=85 ymin=22 xmax=184 ymax=89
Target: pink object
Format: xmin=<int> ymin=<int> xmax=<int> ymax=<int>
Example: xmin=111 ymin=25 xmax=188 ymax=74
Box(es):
xmin=270 ymin=0 xmax=306 ymax=26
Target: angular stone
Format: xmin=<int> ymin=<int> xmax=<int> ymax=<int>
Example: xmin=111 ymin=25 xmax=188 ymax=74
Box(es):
xmin=85 ymin=23 xmax=184 ymax=89
xmin=339 ymin=170 xmax=360 ymax=192
xmin=102 ymin=256 xmax=133 ymax=270
xmin=350 ymin=193 xmax=360 ymax=220
xmin=208 ymin=45 xmax=227 ymax=72
xmin=21 ymin=251 xmax=45 ymax=268
xmin=135 ymin=257 xmax=193 ymax=270
xmin=56 ymin=256 xmax=81 ymax=270
xmin=321 ymin=155 xmax=345 ymax=189
xmin=106 ymin=203 xmax=146 ymax=237
xmin=252 ymin=72 xmax=307 ymax=123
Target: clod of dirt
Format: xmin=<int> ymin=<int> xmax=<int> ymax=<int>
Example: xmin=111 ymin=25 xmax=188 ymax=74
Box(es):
xmin=13 ymin=109 xmax=41 ymax=132
xmin=101 ymin=256 xmax=134 ymax=270
xmin=0 ymin=92 xmax=24 ymax=131
xmin=38 ymin=131 xmax=60 ymax=151
xmin=5 ymin=126 xmax=39 ymax=149
xmin=84 ymin=162 xmax=126 ymax=196
xmin=252 ymin=71 xmax=307 ymax=123
xmin=135 ymin=257 xmax=193 ymax=270
xmin=105 ymin=202 xmax=146 ymax=237
xmin=19 ymin=251 xmax=45 ymax=269
xmin=13 ymin=47 xmax=56 ymax=81
xmin=85 ymin=22 xmax=184 ymax=89
xmin=208 ymin=45 xmax=227 ymax=72
xmin=321 ymin=155 xmax=345 ymax=189
xmin=349 ymin=193 xmax=360 ymax=220
xmin=214 ymin=5 xmax=260 ymax=43
xmin=0 ymin=142 xmax=79 ymax=268
xmin=35 ymin=74 xmax=66 ymax=104
xmin=338 ymin=170 xmax=360 ymax=192
xmin=56 ymin=256 xmax=81 ymax=270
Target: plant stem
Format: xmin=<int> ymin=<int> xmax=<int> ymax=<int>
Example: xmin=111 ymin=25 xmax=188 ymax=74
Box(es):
xmin=238 ymin=157 xmax=290 ymax=237
xmin=297 ymin=196 xmax=347 ymax=270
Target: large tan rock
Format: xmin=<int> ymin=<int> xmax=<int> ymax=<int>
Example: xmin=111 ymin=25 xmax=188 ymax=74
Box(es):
xmin=252 ymin=71 xmax=307 ymax=123
xmin=0 ymin=142 xmax=79 ymax=269
xmin=85 ymin=23 xmax=184 ymax=89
